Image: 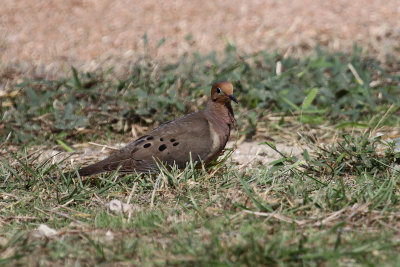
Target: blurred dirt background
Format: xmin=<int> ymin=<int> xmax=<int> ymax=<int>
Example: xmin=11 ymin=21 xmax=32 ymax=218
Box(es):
xmin=1 ymin=0 xmax=399 ymax=76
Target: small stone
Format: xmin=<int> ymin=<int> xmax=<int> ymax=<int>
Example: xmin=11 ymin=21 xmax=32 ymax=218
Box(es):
xmin=108 ymin=199 xmax=132 ymax=214
xmin=34 ymin=224 xmax=58 ymax=238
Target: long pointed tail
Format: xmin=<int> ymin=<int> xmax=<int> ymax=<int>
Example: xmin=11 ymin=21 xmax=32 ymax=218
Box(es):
xmin=63 ymin=161 xmax=106 ymax=177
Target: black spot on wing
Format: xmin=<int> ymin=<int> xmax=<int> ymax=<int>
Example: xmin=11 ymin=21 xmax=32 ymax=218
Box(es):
xmin=160 ymin=138 xmax=164 ymax=141
xmin=144 ymin=143 xmax=151 ymax=148
xmin=173 ymin=142 xmax=179 ymax=146
xmin=170 ymin=138 xmax=176 ymax=142
xmin=146 ymin=136 xmax=154 ymax=140
xmin=159 ymin=144 xmax=167 ymax=151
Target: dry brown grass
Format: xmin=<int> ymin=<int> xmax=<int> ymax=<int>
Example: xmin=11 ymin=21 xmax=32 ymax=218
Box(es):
xmin=1 ymin=0 xmax=399 ymax=77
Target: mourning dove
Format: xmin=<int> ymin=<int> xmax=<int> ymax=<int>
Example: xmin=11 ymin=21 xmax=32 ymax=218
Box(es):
xmin=68 ymin=81 xmax=238 ymax=176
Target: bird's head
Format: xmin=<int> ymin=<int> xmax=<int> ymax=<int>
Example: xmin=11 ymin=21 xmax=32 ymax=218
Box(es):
xmin=211 ymin=81 xmax=238 ymax=104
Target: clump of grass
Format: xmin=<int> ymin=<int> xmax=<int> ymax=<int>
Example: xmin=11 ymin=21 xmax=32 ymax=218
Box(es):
xmin=1 ymin=45 xmax=399 ymax=145
xmin=1 ymin=128 xmax=400 ymax=265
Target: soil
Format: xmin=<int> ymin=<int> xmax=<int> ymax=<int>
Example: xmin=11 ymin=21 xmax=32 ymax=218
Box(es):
xmin=1 ymin=0 xmax=399 ymax=75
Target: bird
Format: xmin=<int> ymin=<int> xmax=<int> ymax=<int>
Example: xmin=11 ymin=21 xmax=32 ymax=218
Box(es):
xmin=66 ymin=81 xmax=238 ymax=176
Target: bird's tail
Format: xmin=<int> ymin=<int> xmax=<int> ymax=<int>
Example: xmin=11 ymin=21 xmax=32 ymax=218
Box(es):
xmin=62 ymin=161 xmax=106 ymax=178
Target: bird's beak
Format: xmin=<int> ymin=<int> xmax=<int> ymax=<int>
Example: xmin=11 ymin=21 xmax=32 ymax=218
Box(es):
xmin=228 ymin=94 xmax=238 ymax=104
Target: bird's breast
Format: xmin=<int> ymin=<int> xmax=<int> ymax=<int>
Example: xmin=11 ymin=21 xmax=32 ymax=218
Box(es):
xmin=207 ymin=120 xmax=230 ymax=160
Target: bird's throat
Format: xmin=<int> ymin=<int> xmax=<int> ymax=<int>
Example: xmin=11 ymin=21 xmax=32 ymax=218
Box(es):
xmin=206 ymin=100 xmax=236 ymax=127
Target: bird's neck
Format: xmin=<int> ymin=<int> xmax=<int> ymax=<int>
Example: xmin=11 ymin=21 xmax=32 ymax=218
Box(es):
xmin=205 ymin=100 xmax=236 ymax=127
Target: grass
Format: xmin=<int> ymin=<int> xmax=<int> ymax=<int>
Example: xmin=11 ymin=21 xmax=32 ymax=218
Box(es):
xmin=1 ymin=46 xmax=400 ymax=266
xmin=1 ymin=45 xmax=399 ymax=145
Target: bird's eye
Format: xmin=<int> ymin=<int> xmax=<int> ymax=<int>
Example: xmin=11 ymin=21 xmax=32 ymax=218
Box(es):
xmin=216 ymin=87 xmax=221 ymax=94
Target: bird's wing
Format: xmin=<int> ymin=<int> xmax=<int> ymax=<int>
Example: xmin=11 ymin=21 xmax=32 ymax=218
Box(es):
xmin=78 ymin=111 xmax=216 ymax=175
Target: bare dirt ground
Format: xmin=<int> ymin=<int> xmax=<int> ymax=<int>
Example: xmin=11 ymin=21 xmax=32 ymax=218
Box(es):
xmin=1 ymin=0 xmax=399 ymax=76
